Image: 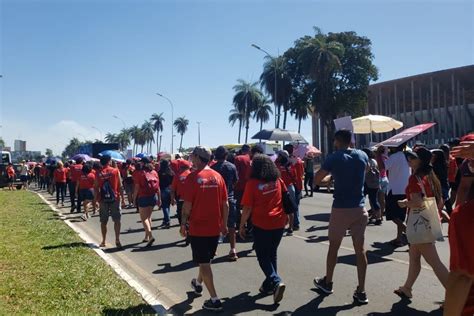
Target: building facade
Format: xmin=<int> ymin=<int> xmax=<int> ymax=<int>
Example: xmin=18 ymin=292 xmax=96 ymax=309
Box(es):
xmin=14 ymin=139 xmax=26 ymax=151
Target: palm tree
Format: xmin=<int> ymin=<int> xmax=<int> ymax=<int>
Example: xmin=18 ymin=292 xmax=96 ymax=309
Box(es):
xmin=291 ymin=97 xmax=311 ymax=133
xmin=141 ymin=121 xmax=155 ymax=154
xmin=150 ymin=113 xmax=165 ymax=154
xmin=129 ymin=125 xmax=140 ymax=155
xmin=173 ymin=116 xmax=189 ymax=151
xmin=253 ymin=97 xmax=273 ymax=132
xmin=260 ymin=56 xmax=293 ymax=129
xmin=228 ymin=106 xmax=245 ymax=143
xmin=232 ymin=79 xmax=263 ymax=143
xmin=117 ymin=128 xmax=131 ymax=152
xmin=104 ymin=133 xmax=118 ymax=144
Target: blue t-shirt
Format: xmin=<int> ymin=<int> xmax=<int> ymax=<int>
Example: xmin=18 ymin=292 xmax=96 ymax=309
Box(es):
xmin=322 ymin=149 xmax=368 ymax=208
xmin=211 ymin=160 xmax=238 ymax=199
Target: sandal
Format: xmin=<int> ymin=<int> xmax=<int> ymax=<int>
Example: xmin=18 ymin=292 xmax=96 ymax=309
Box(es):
xmin=394 ymin=287 xmax=412 ymax=299
xmin=146 ymin=238 xmax=155 ymax=247
xmin=99 ymin=242 xmax=106 ymax=248
xmin=115 ymin=242 xmax=123 ymax=249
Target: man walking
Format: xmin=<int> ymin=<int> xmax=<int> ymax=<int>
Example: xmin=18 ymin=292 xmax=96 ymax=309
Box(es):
xmin=69 ymin=157 xmax=84 ymax=213
xmin=211 ymin=146 xmax=239 ymax=261
xmin=313 ymin=130 xmax=370 ymax=304
xmin=94 ymin=155 xmax=126 ymax=248
xmin=180 ymin=146 xmax=229 ymax=312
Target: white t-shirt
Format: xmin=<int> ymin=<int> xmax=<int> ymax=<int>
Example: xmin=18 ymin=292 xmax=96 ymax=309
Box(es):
xmin=385 ymin=151 xmax=411 ymax=195
xmin=20 ymin=165 xmax=29 ymax=176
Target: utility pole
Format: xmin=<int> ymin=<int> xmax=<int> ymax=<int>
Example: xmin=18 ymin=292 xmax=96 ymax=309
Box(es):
xmin=197 ymin=122 xmax=201 ymax=145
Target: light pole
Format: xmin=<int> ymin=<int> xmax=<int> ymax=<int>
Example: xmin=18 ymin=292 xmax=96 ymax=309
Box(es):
xmin=112 ymin=115 xmax=126 ymax=129
xmin=197 ymin=121 xmax=201 ymax=145
xmin=156 ymin=92 xmax=174 ymax=154
xmin=252 ymin=43 xmax=279 ymax=128
xmin=91 ymin=126 xmax=103 ymax=142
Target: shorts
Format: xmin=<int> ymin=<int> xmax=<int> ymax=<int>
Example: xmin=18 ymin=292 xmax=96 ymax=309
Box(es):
xmin=124 ymin=182 xmax=134 ymax=196
xmin=189 ymin=236 xmax=219 ymax=264
xmin=99 ymin=200 xmax=121 ymax=224
xmin=79 ymin=188 xmax=94 ymax=201
xmin=328 ymin=207 xmax=368 ymax=242
xmin=227 ymin=198 xmax=239 ymax=228
xmin=7 ymin=176 xmax=14 ymax=183
xmin=385 ymin=192 xmax=407 ymax=221
xmin=234 ymin=190 xmax=244 ymax=210
xmin=379 ymin=177 xmax=389 ymax=194
xmin=137 ymin=195 xmax=157 ymax=208
xmin=20 ymin=175 xmax=28 ymax=182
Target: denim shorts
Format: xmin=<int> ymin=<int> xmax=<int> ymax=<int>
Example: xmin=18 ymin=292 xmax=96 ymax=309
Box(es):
xmin=79 ymin=188 xmax=94 ymax=201
xmin=99 ymin=200 xmax=121 ymax=223
xmin=227 ymin=198 xmax=239 ymax=228
xmin=379 ymin=177 xmax=389 ymax=194
xmin=137 ymin=195 xmax=157 ymax=208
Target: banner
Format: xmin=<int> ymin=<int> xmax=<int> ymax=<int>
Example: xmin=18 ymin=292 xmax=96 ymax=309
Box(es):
xmin=378 ymin=123 xmax=436 ymax=147
xmin=333 ymin=116 xmax=355 ymax=143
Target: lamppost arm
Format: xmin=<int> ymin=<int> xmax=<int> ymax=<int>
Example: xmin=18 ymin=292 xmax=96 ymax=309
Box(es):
xmin=156 ymin=93 xmax=175 ymax=153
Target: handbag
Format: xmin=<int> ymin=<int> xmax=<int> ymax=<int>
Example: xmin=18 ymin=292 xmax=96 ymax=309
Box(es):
xmin=281 ymin=180 xmax=297 ymax=215
xmin=406 ymin=176 xmax=444 ymax=244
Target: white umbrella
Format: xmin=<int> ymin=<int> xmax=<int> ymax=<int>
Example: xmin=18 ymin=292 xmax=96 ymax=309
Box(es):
xmin=352 ymin=115 xmax=403 ymax=142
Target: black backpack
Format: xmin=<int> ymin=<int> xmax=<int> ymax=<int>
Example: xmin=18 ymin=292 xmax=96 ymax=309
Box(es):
xmin=101 ymin=173 xmax=116 ymax=203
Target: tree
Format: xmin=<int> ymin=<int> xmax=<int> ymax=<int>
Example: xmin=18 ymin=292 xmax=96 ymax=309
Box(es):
xmin=174 ymin=116 xmax=189 ymax=151
xmin=260 ymin=56 xmax=293 ymax=129
xmin=291 ymin=92 xmax=311 ymax=133
xmin=228 ymin=106 xmax=245 ymax=143
xmin=253 ymin=97 xmax=273 ymax=132
xmin=62 ymin=137 xmax=83 ymax=158
xmin=129 ymin=125 xmax=141 ymax=155
xmin=141 ymin=121 xmax=155 ymax=154
xmin=117 ymin=128 xmax=131 ymax=152
xmin=45 ymin=148 xmax=53 ymax=157
xmin=105 ymin=133 xmax=118 ymax=144
xmin=150 ymin=113 xmax=165 ymax=154
xmin=232 ymin=79 xmax=263 ymax=143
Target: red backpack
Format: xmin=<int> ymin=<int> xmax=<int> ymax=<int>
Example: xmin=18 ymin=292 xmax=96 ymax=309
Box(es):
xmin=143 ymin=171 xmax=159 ymax=195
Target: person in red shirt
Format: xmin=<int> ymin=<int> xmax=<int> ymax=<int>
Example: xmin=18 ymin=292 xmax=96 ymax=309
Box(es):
xmin=121 ymin=159 xmax=135 ymax=207
xmin=171 ymin=160 xmax=192 ymax=225
xmin=76 ymin=164 xmax=96 ymax=221
xmin=53 ymin=161 xmax=67 ymax=206
xmin=6 ymin=163 xmax=16 ymax=191
xmin=94 ymin=155 xmax=126 ymax=248
xmin=69 ymin=157 xmax=84 ymax=213
xmin=284 ymin=144 xmax=304 ymax=230
xmin=240 ymin=154 xmax=288 ymax=304
xmin=275 ymin=150 xmax=298 ymax=235
xmin=180 ymin=146 xmax=229 ymax=312
xmin=394 ymin=147 xmax=448 ymax=300
xmin=233 ymin=144 xmax=251 ymax=209
xmin=133 ymin=157 xmax=161 ymax=247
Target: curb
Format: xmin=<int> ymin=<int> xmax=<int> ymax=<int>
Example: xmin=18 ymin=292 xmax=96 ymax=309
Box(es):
xmin=33 ymin=190 xmax=170 ymax=315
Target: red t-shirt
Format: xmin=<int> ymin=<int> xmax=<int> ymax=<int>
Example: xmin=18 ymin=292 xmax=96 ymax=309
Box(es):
xmin=183 ymin=167 xmax=228 ymax=236
xmin=70 ymin=164 xmax=84 ymax=182
xmin=241 ymin=178 xmax=288 ymax=230
xmin=78 ymin=172 xmax=96 ymax=190
xmin=6 ymin=166 xmax=15 ymax=177
xmin=234 ymin=154 xmax=251 ymax=192
xmin=448 ymin=155 xmax=458 ymax=183
xmin=54 ymin=168 xmax=67 ymax=183
xmin=291 ymin=157 xmax=304 ymax=191
xmin=171 ymin=169 xmax=192 ymax=200
xmin=276 ymin=162 xmax=297 ymax=187
xmin=405 ymin=175 xmax=434 ymax=201
xmin=96 ymin=166 xmax=121 ymax=202
xmin=134 ymin=170 xmax=160 ymax=198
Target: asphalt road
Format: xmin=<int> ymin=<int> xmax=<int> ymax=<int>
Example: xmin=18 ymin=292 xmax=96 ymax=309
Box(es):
xmin=34 ymin=186 xmax=447 ymax=315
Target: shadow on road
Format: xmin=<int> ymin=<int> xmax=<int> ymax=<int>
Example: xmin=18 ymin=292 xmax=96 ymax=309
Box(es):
xmin=304 ymin=213 xmax=331 ymax=223
xmin=42 ymin=242 xmax=91 ymax=250
xmin=167 ymin=291 xmax=199 ymax=315
xmin=102 ymin=303 xmax=157 ymax=315
xmin=290 ymin=292 xmax=357 ymax=315
xmin=306 ymin=225 xmax=329 ymax=232
xmin=367 ymin=299 xmax=442 ymax=315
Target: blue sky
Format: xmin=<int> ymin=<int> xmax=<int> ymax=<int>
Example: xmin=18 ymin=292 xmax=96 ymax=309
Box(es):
xmin=1 ymin=0 xmax=473 ymax=155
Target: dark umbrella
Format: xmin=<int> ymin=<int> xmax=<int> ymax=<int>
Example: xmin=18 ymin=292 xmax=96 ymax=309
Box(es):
xmin=377 ymin=123 xmax=436 ymax=147
xmin=71 ymin=154 xmax=93 ymax=162
xmin=251 ymin=128 xmax=308 ymax=143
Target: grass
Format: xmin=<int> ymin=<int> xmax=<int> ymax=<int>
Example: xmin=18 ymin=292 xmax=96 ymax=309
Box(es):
xmin=0 ymin=190 xmax=156 ymax=315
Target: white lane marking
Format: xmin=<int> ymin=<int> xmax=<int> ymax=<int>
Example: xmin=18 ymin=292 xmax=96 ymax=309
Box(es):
xmin=291 ymin=233 xmax=433 ymax=271
xmin=33 ymin=190 xmax=171 ymax=316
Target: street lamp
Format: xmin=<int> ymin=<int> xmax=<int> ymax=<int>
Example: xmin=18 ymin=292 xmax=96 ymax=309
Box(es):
xmin=112 ymin=115 xmax=126 ymax=129
xmin=251 ymin=43 xmax=279 ymax=128
xmin=91 ymin=126 xmax=103 ymax=142
xmin=156 ymin=92 xmax=175 ymax=154
xmin=197 ymin=121 xmax=201 ymax=145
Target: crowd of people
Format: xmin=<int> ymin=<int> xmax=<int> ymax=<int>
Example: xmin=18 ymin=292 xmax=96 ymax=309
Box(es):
xmin=6 ymin=130 xmax=474 ymax=314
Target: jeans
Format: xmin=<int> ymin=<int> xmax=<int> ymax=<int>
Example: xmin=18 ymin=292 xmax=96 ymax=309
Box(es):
xmin=56 ymin=182 xmax=66 ymax=204
xmin=161 ymin=187 xmax=171 ymax=224
xmin=176 ymin=200 xmax=184 ymax=225
xmin=366 ymin=187 xmax=380 ymax=210
xmin=304 ymin=172 xmax=314 ymax=195
xmin=68 ymin=181 xmax=77 ymax=207
xmin=253 ymin=226 xmax=284 ymax=291
xmin=288 ymin=184 xmax=300 ymax=227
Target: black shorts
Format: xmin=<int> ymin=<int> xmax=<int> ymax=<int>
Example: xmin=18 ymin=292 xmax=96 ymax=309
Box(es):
xmin=385 ymin=192 xmax=407 ymax=221
xmin=7 ymin=176 xmax=14 ymax=183
xmin=189 ymin=236 xmax=219 ymax=264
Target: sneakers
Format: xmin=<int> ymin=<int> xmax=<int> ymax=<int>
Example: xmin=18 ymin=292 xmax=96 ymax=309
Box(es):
xmin=273 ymin=283 xmax=286 ymax=304
xmin=228 ymin=251 xmax=238 ymax=261
xmin=286 ymin=229 xmax=293 ymax=236
xmin=258 ymin=286 xmax=274 ymax=296
xmin=202 ymin=299 xmax=223 ymax=311
xmin=190 ymin=278 xmax=203 ymax=295
xmin=313 ymin=276 xmax=333 ymax=294
xmin=353 ymin=288 xmax=369 ymax=304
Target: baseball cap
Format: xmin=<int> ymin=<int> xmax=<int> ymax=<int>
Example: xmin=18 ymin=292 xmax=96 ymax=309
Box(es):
xmin=192 ymin=146 xmax=212 ymax=161
xmin=278 ymin=150 xmax=290 ymax=159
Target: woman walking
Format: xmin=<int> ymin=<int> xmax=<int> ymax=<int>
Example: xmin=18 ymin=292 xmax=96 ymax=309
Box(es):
xmin=431 ymin=149 xmax=452 ymax=220
xmin=133 ymin=157 xmax=161 ymax=246
xmin=77 ymin=164 xmax=96 ymax=221
xmin=275 ymin=150 xmax=297 ymax=235
xmin=53 ymin=161 xmax=67 ymax=206
xmin=158 ymin=159 xmax=174 ymax=228
xmin=394 ymin=147 xmax=448 ymax=299
xmin=239 ymin=154 xmax=288 ymax=304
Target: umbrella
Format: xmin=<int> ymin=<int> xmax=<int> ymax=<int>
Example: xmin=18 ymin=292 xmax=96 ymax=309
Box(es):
xmin=71 ymin=154 xmax=93 ymax=162
xmin=377 ymin=123 xmax=436 ymax=147
xmin=352 ymin=115 xmax=403 ymax=142
xmin=98 ymin=150 xmax=126 ymax=163
xmin=135 ymin=153 xmax=150 ymax=159
xmin=251 ymin=128 xmax=308 ymax=143
xmin=293 ymin=144 xmax=321 ymax=159
xmin=45 ymin=157 xmax=62 ymax=165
